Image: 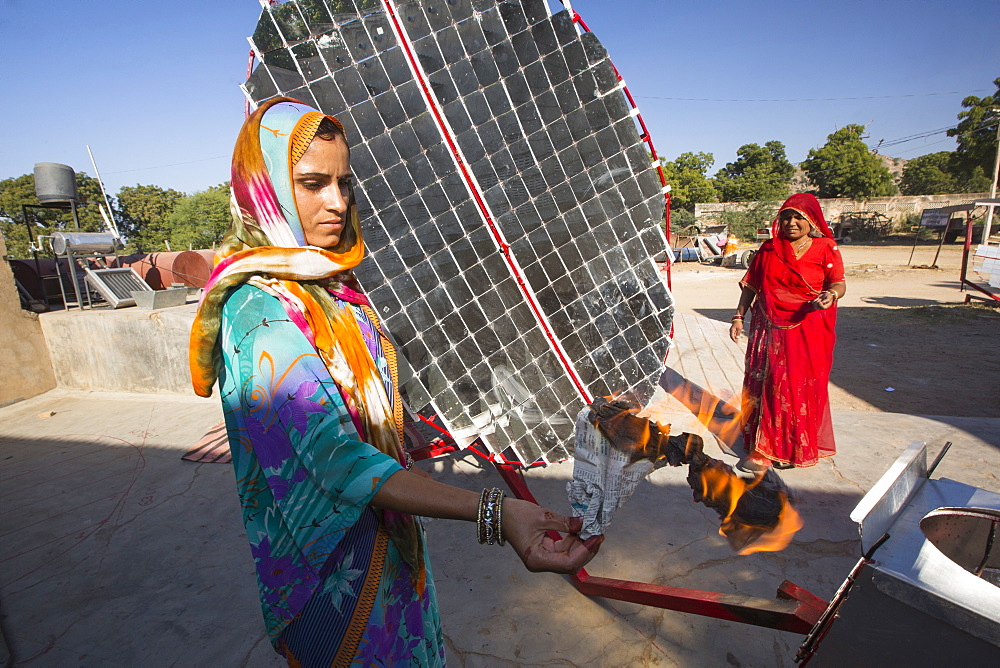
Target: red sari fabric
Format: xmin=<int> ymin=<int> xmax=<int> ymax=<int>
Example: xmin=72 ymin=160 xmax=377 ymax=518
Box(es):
xmin=739 ymin=194 xmax=845 ymax=467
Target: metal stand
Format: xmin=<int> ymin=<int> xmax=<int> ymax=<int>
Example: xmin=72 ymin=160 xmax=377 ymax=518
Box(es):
xmin=23 ymin=202 xmax=86 ymax=308
xmin=53 ymin=249 xmax=89 ymax=309
xmin=40 ymin=234 xmax=125 ymax=310
xmin=960 ymin=218 xmax=1000 ymax=305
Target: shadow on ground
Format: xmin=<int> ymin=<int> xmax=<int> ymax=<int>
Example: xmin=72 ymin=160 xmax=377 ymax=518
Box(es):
xmin=1 ymin=431 xmax=863 ymax=667
xmin=0 ymin=436 xmax=277 ymax=666
xmin=424 ymin=450 xmax=864 ymax=667
xmin=694 ymin=306 xmax=1000 ymax=418
xmin=3 ymin=386 xmax=999 ymax=666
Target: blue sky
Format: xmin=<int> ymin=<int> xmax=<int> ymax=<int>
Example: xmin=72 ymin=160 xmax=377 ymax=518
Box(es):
xmin=1 ymin=0 xmax=996 ymax=195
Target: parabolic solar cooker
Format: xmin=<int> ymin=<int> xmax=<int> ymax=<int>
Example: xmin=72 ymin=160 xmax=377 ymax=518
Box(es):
xmin=240 ymin=0 xmax=675 ymax=466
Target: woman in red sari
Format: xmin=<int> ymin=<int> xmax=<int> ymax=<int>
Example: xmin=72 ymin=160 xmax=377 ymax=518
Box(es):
xmin=728 ymin=193 xmax=846 ymax=470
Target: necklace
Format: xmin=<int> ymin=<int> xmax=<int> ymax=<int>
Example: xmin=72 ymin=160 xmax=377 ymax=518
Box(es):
xmin=793 ymin=238 xmax=811 ymax=255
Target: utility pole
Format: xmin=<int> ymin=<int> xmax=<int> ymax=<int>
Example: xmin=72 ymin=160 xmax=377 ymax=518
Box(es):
xmin=983 ymin=108 xmax=1000 ymax=243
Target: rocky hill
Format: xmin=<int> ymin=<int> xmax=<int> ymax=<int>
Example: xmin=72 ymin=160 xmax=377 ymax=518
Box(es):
xmin=789 ymin=154 xmax=908 ymax=191
xmin=878 ymin=154 xmax=907 ymax=179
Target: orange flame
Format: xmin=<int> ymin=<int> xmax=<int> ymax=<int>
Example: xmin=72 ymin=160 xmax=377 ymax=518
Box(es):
xmin=655 ymin=369 xmax=747 ymax=449
xmin=738 ymin=494 xmax=803 ymax=555
xmin=699 ymin=462 xmax=744 ymax=520
xmin=698 ymin=464 xmax=804 ymax=555
xmin=649 ymin=371 xmax=804 ymax=554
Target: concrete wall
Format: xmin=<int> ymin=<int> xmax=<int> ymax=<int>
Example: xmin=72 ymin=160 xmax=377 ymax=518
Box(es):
xmin=0 ymin=237 xmax=57 ymax=406
xmin=38 ymin=302 xmax=197 ymax=395
xmin=696 ymin=192 xmax=991 ymax=227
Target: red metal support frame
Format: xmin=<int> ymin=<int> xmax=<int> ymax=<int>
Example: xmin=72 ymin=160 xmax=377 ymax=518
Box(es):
xmin=569 ymin=5 xmax=674 ymax=302
xmin=570 ymin=8 xmax=672 ymax=257
xmin=960 ymin=219 xmax=1000 ymax=304
xmin=568 ymin=6 xmax=679 ymax=350
xmin=488 ymin=456 xmax=825 ymax=634
xmin=245 ymin=49 xmax=256 ymax=119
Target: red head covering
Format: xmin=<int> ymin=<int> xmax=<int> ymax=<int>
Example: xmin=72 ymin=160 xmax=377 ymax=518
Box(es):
xmin=743 ymin=193 xmax=837 ymax=327
xmin=772 ymin=193 xmax=832 ymax=238
xmin=770 ymin=193 xmax=833 ymax=268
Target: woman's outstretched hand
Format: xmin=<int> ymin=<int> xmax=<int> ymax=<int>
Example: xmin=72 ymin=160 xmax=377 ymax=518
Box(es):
xmin=729 ymin=319 xmax=744 ymax=343
xmin=372 ymin=471 xmax=602 ymax=574
xmin=501 ymin=498 xmax=603 ymax=574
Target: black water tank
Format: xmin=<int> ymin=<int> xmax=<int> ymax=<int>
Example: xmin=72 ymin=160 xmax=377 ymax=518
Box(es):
xmin=33 ymin=162 xmax=79 ymax=204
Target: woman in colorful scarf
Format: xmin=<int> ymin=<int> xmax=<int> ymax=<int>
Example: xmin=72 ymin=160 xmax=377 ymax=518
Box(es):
xmin=728 ymin=193 xmax=846 ymax=471
xmin=189 ymin=97 xmax=601 ymax=666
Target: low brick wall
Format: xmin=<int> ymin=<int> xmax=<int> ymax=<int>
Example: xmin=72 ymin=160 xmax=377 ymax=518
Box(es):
xmin=37 ymin=302 xmax=198 ymax=395
xmin=696 ymin=192 xmax=991 ymax=227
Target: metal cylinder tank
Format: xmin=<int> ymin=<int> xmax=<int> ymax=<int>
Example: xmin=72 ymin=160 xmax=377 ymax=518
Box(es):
xmin=51 ymin=232 xmax=120 ymax=255
xmin=118 ymin=250 xmax=215 ymax=289
xmin=33 ymin=162 xmax=79 ymax=204
xmin=171 ymin=250 xmax=214 ymax=288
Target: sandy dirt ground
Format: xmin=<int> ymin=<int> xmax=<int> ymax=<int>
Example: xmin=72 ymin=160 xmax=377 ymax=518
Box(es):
xmin=666 ymin=241 xmax=1000 ymax=417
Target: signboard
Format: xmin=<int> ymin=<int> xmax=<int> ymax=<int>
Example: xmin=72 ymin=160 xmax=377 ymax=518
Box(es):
xmin=920 ymin=208 xmax=951 ymax=228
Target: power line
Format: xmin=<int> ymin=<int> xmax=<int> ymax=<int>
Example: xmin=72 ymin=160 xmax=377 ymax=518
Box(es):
xmin=875 ymin=126 xmax=956 ymax=149
xmin=636 ymin=89 xmax=988 ymax=103
xmin=891 ymin=137 xmax=957 ymax=157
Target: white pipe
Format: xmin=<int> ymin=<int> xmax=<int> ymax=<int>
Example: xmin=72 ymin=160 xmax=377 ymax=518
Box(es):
xmin=98 ymin=204 xmax=120 ymax=244
xmin=86 ymin=145 xmax=121 ymax=240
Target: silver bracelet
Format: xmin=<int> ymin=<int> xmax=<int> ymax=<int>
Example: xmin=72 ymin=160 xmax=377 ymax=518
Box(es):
xmin=477 ymin=487 xmax=506 ymax=546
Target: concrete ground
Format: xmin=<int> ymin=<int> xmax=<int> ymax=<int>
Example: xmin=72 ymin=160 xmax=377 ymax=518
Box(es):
xmin=2 ymin=387 xmax=998 ymax=667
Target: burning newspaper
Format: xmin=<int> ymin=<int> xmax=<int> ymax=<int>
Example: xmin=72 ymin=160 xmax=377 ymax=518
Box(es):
xmin=567 ymin=407 xmax=662 ymax=539
xmin=567 ymin=398 xmax=802 ymax=552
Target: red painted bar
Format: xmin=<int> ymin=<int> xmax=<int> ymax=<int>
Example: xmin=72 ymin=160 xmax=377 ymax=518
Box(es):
xmin=490 ymin=460 xmax=826 ymax=634
xmin=571 ymin=571 xmax=824 ymax=634
xmin=409 ymin=442 xmax=462 ymax=461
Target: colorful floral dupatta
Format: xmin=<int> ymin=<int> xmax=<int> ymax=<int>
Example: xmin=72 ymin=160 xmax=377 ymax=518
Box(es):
xmin=188 ymin=98 xmax=425 ymax=618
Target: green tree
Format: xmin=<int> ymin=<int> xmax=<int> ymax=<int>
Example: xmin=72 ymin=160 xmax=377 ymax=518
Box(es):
xmin=659 ymin=151 xmax=718 ymax=213
xmin=717 ymin=200 xmax=781 ymax=241
xmin=0 ymin=172 xmax=111 ymax=258
xmin=117 ymin=184 xmax=184 ymax=252
xmin=802 ymin=125 xmax=897 ymax=199
xmin=714 ymin=140 xmax=795 ymax=202
xmin=668 ymin=207 xmax=696 ymax=232
xmin=164 ymin=183 xmax=232 ymax=251
xmin=898 ymin=152 xmax=959 ymax=195
xmin=0 ymin=174 xmax=45 ymax=258
xmin=947 ymin=76 xmax=999 ymax=191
